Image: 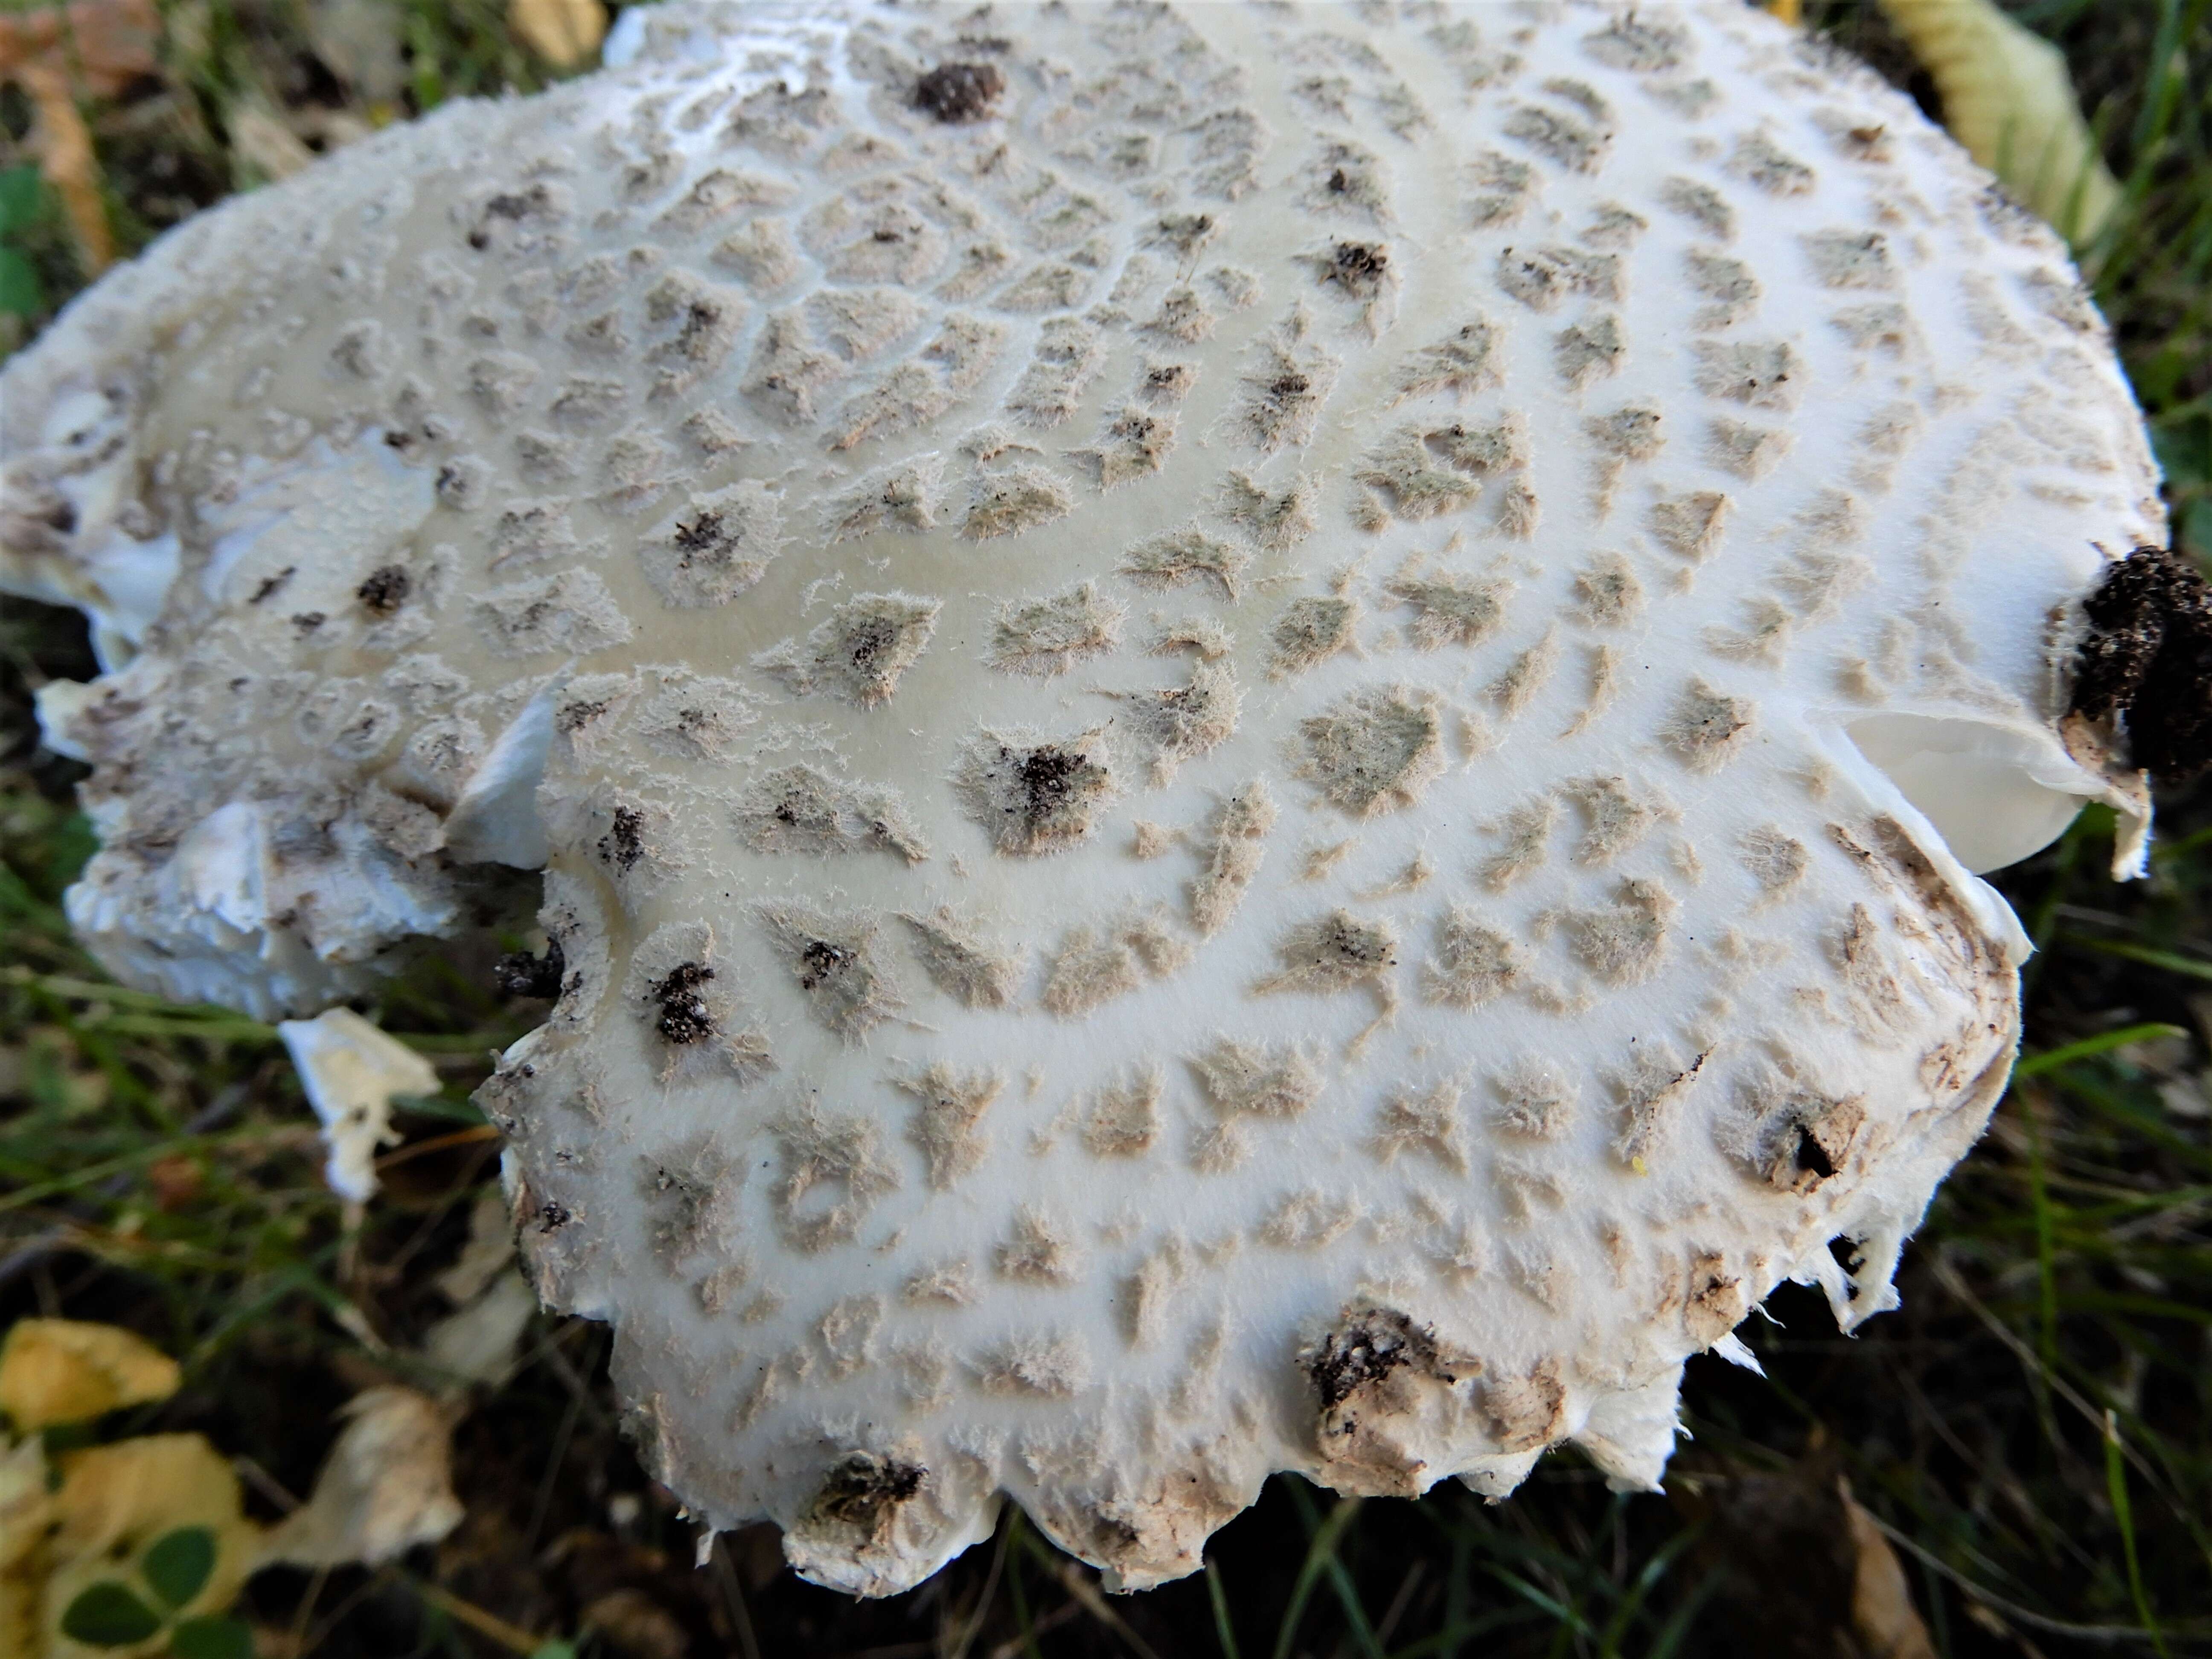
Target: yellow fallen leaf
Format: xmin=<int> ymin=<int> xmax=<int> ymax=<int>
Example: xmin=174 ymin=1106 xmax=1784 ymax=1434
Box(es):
xmin=259 ymin=1386 xmax=464 ymax=1568
xmin=0 ymin=1436 xmax=52 ymax=1576
xmin=1879 ymin=0 xmax=2122 ymax=247
xmin=0 ymin=1580 xmax=36 ymax=1659
xmin=15 ymin=64 xmax=112 ymax=275
xmin=509 ymin=0 xmax=608 ymax=70
xmin=0 ymin=1319 xmax=180 ymax=1432
xmin=0 ymin=1438 xmax=49 ymax=1659
xmin=45 ymin=1434 xmax=260 ymax=1659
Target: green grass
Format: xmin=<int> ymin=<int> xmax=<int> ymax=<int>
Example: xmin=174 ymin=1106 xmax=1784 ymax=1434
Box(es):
xmin=4 ymin=2 xmax=2212 ymax=1655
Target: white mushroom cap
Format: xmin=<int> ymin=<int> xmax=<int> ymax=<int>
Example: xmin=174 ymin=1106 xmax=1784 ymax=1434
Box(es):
xmin=0 ymin=0 xmax=2168 ymax=1597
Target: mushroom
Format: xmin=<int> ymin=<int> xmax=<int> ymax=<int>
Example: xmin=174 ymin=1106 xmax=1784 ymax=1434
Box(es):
xmin=1 ymin=0 xmax=2190 ymax=1599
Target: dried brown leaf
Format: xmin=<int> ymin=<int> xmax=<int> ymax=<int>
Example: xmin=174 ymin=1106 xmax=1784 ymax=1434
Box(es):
xmin=259 ymin=1385 xmax=466 ymax=1569
xmin=0 ymin=0 xmax=159 ymax=99
xmin=17 ymin=64 xmax=112 ymax=274
xmin=1844 ymin=1486 xmax=1938 ymax=1659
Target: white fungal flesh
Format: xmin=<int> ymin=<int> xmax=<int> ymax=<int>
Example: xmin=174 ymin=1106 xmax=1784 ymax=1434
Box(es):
xmin=0 ymin=0 xmax=2166 ymax=1600
xmin=277 ymin=1008 xmax=441 ymax=1202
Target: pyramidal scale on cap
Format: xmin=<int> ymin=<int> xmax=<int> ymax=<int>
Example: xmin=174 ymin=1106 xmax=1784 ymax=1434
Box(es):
xmin=4 ymin=0 xmax=2206 ymax=1598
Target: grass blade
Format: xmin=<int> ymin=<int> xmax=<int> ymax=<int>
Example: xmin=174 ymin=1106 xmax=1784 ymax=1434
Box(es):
xmin=2106 ymin=1412 xmax=2171 ymax=1658
xmin=1271 ymin=1488 xmax=1366 ymax=1659
xmin=2066 ymin=937 xmax=2212 ymax=981
xmin=2013 ymin=1022 xmax=2188 ymax=1077
xmin=2021 ymin=1092 xmax=2062 ymax=1372
xmin=1206 ymin=1557 xmax=1242 ymax=1659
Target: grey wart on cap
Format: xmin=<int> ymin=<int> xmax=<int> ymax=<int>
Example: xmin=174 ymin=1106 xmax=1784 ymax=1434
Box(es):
xmin=5 ymin=0 xmax=2204 ymax=1599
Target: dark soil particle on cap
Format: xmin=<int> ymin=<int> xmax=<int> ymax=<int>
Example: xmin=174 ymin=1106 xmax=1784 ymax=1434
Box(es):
xmin=813 ymin=1452 xmax=927 ymax=1533
xmin=356 ymin=564 xmax=410 ymax=614
xmin=1019 ymin=746 xmax=1084 ymax=818
xmin=914 ymin=61 xmax=1005 ymax=123
xmin=798 ymin=937 xmax=855 ymax=991
xmin=1307 ymin=1307 xmax=1451 ymax=1411
xmin=847 ymin=616 xmax=897 ymax=671
xmin=672 ymin=509 xmax=726 ymax=557
xmin=1793 ymin=1124 xmax=1837 ymax=1182
xmin=494 ymin=936 xmax=567 ymax=999
xmin=2070 ymin=544 xmax=2212 ymax=779
xmin=652 ymin=962 xmax=716 ymax=1044
xmin=1326 ymin=241 xmax=1390 ymax=298
xmin=598 ymin=805 xmax=646 ymax=873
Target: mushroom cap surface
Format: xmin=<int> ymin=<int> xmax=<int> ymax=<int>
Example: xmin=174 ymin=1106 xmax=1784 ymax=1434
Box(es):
xmin=0 ymin=0 xmax=2165 ymax=1596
